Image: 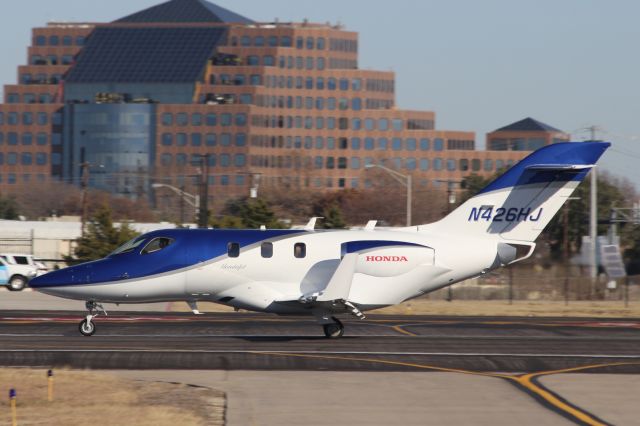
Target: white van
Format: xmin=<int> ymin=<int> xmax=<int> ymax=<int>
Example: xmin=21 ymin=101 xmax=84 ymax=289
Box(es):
xmin=0 ymin=254 xmax=40 ymax=291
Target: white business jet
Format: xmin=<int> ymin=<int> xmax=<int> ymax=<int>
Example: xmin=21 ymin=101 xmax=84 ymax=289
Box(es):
xmin=29 ymin=142 xmax=610 ymax=337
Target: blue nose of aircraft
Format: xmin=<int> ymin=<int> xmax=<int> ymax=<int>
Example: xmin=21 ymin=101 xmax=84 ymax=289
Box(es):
xmin=29 ymin=266 xmax=79 ymax=289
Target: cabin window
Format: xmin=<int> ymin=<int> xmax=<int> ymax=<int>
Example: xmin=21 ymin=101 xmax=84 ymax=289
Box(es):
xmin=261 ymin=242 xmax=273 ymax=258
xmin=294 ymin=243 xmax=306 ymax=258
xmin=141 ymin=237 xmax=173 ymax=255
xmin=228 ymin=242 xmax=240 ymax=258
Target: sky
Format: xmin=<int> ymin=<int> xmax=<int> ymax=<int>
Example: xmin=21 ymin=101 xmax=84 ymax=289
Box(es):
xmin=1 ymin=0 xmax=639 ymax=189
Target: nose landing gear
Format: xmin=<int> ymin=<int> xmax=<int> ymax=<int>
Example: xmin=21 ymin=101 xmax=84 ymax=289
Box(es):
xmin=79 ymin=301 xmax=107 ymax=336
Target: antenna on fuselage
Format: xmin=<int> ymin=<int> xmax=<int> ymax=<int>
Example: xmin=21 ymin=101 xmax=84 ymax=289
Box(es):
xmin=305 ymin=217 xmax=324 ymax=231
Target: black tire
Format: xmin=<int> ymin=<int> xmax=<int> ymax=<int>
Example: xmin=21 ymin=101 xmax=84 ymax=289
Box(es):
xmin=8 ymin=275 xmax=27 ymax=291
xmin=323 ymin=318 xmax=344 ymax=338
xmin=79 ymin=319 xmax=95 ymax=336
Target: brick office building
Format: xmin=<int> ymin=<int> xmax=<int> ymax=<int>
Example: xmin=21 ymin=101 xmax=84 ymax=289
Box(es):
xmin=0 ymin=0 xmax=529 ymax=214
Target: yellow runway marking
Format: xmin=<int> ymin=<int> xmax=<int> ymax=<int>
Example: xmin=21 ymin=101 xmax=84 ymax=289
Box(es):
xmin=255 ymin=352 xmax=640 ymax=425
xmin=390 ymin=325 xmax=418 ymax=336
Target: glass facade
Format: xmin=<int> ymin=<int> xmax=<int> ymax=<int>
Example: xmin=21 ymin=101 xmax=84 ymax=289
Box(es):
xmin=64 ymin=103 xmax=155 ymax=198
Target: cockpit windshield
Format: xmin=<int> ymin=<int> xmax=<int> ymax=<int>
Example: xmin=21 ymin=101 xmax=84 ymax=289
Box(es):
xmin=141 ymin=237 xmax=174 ymax=255
xmin=109 ymin=237 xmax=146 ymax=256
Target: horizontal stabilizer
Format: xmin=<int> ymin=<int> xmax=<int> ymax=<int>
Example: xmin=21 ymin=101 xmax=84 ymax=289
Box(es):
xmin=525 ymin=164 xmax=593 ymax=171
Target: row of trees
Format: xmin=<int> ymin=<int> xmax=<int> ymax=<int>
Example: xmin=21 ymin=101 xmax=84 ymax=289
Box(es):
xmin=2 ymin=169 xmax=636 ymax=272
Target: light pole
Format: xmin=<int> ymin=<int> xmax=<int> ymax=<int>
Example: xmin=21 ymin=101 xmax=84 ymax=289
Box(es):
xmin=151 ymin=183 xmax=200 ymax=226
xmin=365 ymin=164 xmax=412 ymax=226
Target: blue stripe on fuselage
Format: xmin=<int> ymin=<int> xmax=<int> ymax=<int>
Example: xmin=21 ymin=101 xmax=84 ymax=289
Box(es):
xmin=29 ymin=228 xmax=307 ymax=288
xmin=341 ymin=240 xmax=426 ymax=257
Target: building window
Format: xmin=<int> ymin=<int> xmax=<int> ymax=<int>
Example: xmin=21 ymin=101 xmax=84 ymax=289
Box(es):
xmin=221 ymin=113 xmax=232 ymax=126
xmin=162 ymin=133 xmax=172 ymax=146
xmin=434 ymin=138 xmax=444 ymax=151
xmin=528 ymin=138 xmax=545 ymax=150
xmin=294 ymin=243 xmax=306 ymax=258
xmin=176 ymin=154 xmax=187 ymax=166
xmin=176 ymin=113 xmax=187 ymax=126
xmin=49 ymin=35 xmax=59 ymax=45
xmin=36 ymin=133 xmax=47 ymax=145
xmin=76 ymin=36 xmax=86 ymax=46
xmin=35 ymin=152 xmax=47 ymax=165
xmin=176 ymin=133 xmax=186 ymax=146
xmin=205 ymin=133 xmax=216 ymax=146
xmin=352 ymin=98 xmax=362 ymax=110
xmin=162 ymin=112 xmax=173 ymax=126
xmin=35 ymin=35 xmax=46 ymax=46
xmin=459 ymin=159 xmax=469 ymax=171
xmin=22 ymin=113 xmax=33 ymax=125
xmin=191 ymin=133 xmax=202 ymax=146
xmin=263 ymin=56 xmax=275 ymax=66
xmin=160 ymin=153 xmax=172 ymax=166
xmin=447 ymin=159 xmax=456 ymax=171
xmin=406 ymin=158 xmax=416 ymax=170
xmin=62 ymin=35 xmax=72 ymax=46
xmin=433 ymin=158 xmax=443 ymax=170
xmin=221 ymin=133 xmax=231 ymax=146
xmin=281 ymin=36 xmax=292 ymax=47
xmin=8 ymin=133 xmax=17 ymax=145
xmin=316 ymin=77 xmax=325 ymax=90
xmin=234 ymin=154 xmax=246 ymax=167
xmin=247 ymin=55 xmax=259 ymax=65
xmin=364 ymin=138 xmax=374 ymax=150
xmin=37 ymin=112 xmax=48 ymax=125
xmin=351 ymin=157 xmax=361 ymax=169
xmin=365 ymin=118 xmax=375 ymax=131
xmin=420 ymin=138 xmax=430 ymax=151
xmin=420 ymin=158 xmax=429 ymax=171
xmin=328 ymin=78 xmax=337 ymax=90
xmin=392 ymin=138 xmax=402 ymax=151
xmin=21 ymin=153 xmax=32 ymax=165
xmin=235 ymin=113 xmax=247 ymax=126
xmin=191 ymin=113 xmax=202 ymax=126
xmin=22 ymin=133 xmax=33 ymax=145
xmin=235 ymin=133 xmax=246 ymax=146
xmin=7 ymin=153 xmax=17 ymax=165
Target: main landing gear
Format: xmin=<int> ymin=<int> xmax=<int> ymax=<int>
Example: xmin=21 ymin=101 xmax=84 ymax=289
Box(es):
xmin=322 ymin=317 xmax=344 ymax=338
xmin=79 ymin=301 xmax=107 ymax=336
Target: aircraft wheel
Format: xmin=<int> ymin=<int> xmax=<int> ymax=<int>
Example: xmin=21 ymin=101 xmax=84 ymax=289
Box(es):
xmin=323 ymin=318 xmax=344 ymax=338
xmin=79 ymin=319 xmax=95 ymax=336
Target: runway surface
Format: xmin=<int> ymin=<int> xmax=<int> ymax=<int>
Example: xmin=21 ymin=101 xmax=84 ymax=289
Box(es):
xmin=0 ymin=311 xmax=639 ymax=373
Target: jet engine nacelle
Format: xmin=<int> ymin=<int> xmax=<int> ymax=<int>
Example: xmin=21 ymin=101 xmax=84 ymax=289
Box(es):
xmin=354 ymin=246 xmax=435 ymax=278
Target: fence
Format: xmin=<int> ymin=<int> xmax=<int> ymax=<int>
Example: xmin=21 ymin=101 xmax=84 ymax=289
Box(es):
xmin=427 ymin=265 xmax=639 ymax=304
